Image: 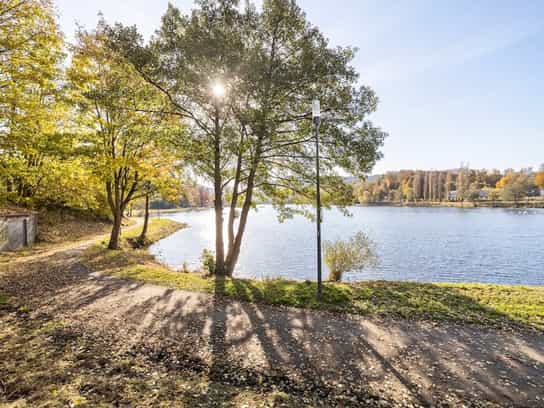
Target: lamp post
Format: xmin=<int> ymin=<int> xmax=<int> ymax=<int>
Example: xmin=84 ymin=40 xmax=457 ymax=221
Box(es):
xmin=312 ymin=99 xmax=323 ymax=301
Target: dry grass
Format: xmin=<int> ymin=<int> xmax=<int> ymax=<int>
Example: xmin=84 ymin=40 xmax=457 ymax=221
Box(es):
xmin=36 ymin=209 xmax=113 ymax=244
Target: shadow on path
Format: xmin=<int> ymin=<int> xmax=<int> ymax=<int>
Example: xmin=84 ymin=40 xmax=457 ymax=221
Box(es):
xmin=2 ymin=250 xmax=544 ymax=406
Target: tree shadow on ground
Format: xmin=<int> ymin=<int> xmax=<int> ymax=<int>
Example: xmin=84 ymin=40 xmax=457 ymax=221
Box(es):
xmin=2 ymin=250 xmax=544 ymax=406
xmin=218 ymin=277 xmax=544 ymax=405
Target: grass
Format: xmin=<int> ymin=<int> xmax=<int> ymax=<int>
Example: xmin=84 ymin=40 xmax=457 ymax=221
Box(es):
xmin=108 ymin=267 xmax=544 ymax=330
xmin=82 ymin=221 xmax=544 ymax=331
xmin=122 ymin=218 xmax=185 ymax=248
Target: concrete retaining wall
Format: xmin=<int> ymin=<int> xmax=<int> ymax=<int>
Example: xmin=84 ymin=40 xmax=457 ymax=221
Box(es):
xmin=0 ymin=213 xmax=37 ymax=251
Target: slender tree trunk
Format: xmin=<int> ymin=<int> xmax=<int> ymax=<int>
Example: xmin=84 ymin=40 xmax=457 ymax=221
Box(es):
xmin=225 ymin=139 xmax=261 ymax=276
xmin=138 ymin=194 xmax=150 ymax=245
xmin=227 ymin=131 xmax=244 ymax=257
xmin=225 ymin=189 xmax=252 ymax=275
xmin=213 ymin=107 xmax=225 ymax=275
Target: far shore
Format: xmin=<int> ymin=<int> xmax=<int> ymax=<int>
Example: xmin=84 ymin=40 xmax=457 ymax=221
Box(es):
xmin=358 ymin=200 xmax=544 ymax=209
xmin=134 ymin=207 xmax=211 ymax=217
xmin=136 ymin=201 xmax=544 ymax=215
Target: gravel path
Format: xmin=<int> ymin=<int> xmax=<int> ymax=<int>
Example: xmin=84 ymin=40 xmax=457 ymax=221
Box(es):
xmin=1 ymin=246 xmax=543 ymax=407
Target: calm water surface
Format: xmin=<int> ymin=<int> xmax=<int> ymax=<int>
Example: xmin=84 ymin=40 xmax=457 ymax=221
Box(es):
xmin=149 ymin=206 xmax=544 ymax=285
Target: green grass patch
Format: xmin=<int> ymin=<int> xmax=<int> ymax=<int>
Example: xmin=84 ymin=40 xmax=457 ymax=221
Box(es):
xmin=84 ymin=219 xmax=544 ymax=331
xmin=121 ymin=218 xmax=185 ymax=247
xmin=109 ymin=266 xmax=544 ymax=329
xmin=0 ymin=293 xmax=8 ymax=306
xmin=95 ymin=218 xmax=186 ymax=249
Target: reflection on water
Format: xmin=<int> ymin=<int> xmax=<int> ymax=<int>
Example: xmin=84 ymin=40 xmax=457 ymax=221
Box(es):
xmin=149 ymin=206 xmax=544 ymax=285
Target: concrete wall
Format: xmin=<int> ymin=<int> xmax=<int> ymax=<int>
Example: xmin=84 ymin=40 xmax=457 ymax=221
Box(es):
xmin=0 ymin=214 xmax=37 ymax=251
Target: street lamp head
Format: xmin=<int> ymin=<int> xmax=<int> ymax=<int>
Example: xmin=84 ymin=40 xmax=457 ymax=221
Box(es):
xmin=312 ymin=99 xmax=321 ymax=125
xmin=211 ymin=82 xmax=226 ymax=99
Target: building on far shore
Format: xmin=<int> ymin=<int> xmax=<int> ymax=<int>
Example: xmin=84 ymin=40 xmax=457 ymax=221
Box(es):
xmin=448 ymin=190 xmax=457 ymax=201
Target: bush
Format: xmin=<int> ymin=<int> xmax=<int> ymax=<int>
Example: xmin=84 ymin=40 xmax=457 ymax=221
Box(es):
xmin=200 ymin=249 xmax=216 ymax=275
xmin=323 ymin=231 xmax=378 ymax=282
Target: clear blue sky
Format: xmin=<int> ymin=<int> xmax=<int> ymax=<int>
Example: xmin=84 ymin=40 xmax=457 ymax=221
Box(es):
xmin=55 ymin=0 xmax=544 ymax=174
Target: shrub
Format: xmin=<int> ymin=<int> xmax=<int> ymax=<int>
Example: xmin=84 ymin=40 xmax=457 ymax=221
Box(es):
xmin=323 ymin=231 xmax=378 ymax=282
xmin=200 ymin=249 xmax=216 ymax=275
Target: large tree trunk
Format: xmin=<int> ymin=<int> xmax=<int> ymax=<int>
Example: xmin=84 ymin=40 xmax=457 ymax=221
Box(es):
xmin=137 ymin=194 xmax=150 ymax=245
xmin=108 ymin=208 xmax=123 ymax=249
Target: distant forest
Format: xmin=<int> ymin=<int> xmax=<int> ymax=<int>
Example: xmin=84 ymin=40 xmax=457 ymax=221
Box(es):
xmin=356 ymin=166 xmax=544 ymax=204
xmin=150 ymin=183 xmax=213 ymax=209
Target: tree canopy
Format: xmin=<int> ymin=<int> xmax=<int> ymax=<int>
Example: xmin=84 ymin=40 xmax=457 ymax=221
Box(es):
xmin=0 ymin=0 xmax=96 ymax=208
xmin=107 ymin=0 xmax=386 ymax=273
xmin=68 ymin=21 xmax=183 ymax=248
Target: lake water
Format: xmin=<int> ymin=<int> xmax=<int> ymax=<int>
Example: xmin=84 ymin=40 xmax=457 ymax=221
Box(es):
xmin=149 ymin=206 xmax=544 ymax=285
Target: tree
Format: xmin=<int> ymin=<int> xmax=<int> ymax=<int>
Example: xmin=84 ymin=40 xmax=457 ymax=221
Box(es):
xmin=466 ymin=182 xmax=481 ymax=203
xmin=436 ymin=171 xmax=444 ymax=201
xmin=499 ymin=173 xmax=532 ymax=202
xmin=0 ymin=0 xmax=100 ymax=209
xmin=456 ymin=166 xmax=470 ymax=200
xmin=68 ymin=22 xmax=181 ymax=249
xmin=496 ymin=173 xmax=514 ymax=189
xmin=136 ymin=172 xmax=182 ymax=246
xmin=423 ymin=172 xmax=429 ymax=200
xmin=535 ymin=171 xmax=544 ymax=192
xmin=444 ymin=171 xmax=453 ymax=200
xmin=413 ymin=171 xmax=423 ymax=200
xmin=107 ymin=0 xmax=386 ymax=275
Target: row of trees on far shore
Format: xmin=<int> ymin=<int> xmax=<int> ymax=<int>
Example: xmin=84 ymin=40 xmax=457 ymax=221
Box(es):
xmin=356 ymin=166 xmax=544 ymax=204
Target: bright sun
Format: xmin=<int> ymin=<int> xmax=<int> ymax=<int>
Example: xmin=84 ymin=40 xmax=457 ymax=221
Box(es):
xmin=211 ymin=82 xmax=226 ymax=99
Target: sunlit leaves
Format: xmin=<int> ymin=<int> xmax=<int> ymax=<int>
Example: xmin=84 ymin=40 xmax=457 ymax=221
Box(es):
xmin=0 ymin=0 xmax=100 ymax=208
xmin=68 ymin=22 xmax=183 ymax=246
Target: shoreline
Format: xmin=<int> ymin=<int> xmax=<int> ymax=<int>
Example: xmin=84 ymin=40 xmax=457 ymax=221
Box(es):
xmin=357 ymin=200 xmax=544 ymax=209
xmin=140 ymin=202 xmax=544 ymax=213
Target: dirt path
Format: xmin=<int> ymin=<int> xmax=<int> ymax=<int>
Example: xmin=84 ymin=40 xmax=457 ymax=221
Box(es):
xmin=1 ymin=245 xmax=543 ymax=407
xmin=0 ymin=218 xmax=142 ymax=266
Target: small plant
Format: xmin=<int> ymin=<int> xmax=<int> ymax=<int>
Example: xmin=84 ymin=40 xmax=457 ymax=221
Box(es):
xmin=323 ymin=231 xmax=378 ymax=282
xmin=200 ymin=249 xmax=216 ymax=275
xmin=18 ymin=305 xmax=32 ymax=314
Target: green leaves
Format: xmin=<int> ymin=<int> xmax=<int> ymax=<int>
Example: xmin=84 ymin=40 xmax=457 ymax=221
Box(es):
xmin=105 ymin=0 xmax=386 ymax=269
xmin=0 ymin=0 xmax=92 ymax=208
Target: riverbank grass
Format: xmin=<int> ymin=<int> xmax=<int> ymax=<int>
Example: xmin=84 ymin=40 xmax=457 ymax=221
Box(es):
xmin=123 ymin=218 xmax=185 ymax=248
xmin=84 ymin=222 xmax=544 ymax=331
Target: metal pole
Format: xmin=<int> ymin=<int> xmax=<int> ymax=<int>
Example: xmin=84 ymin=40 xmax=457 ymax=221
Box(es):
xmin=315 ymin=119 xmax=322 ymax=301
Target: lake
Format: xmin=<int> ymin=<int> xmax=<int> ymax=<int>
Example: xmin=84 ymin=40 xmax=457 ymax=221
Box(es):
xmin=149 ymin=206 xmax=544 ymax=285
